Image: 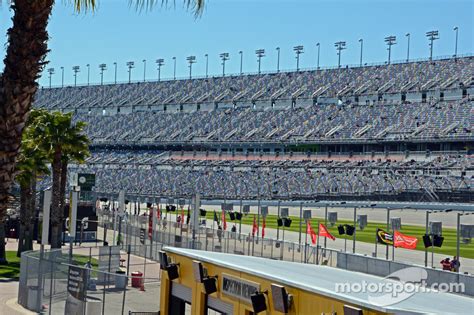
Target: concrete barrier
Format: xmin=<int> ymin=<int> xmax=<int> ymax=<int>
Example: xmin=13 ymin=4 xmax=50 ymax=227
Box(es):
xmin=336 ymin=252 xmax=473 ymax=297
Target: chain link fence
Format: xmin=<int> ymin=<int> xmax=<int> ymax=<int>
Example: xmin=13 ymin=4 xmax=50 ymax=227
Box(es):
xmin=18 ymin=245 xmax=161 ymax=315
xmin=98 ymin=208 xmax=339 ymax=267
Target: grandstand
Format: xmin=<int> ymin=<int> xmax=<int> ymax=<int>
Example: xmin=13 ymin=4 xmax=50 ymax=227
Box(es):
xmin=34 ymin=56 xmax=474 ymax=202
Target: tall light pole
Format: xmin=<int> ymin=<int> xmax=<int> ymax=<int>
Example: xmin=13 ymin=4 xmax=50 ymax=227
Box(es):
xmin=186 ymin=55 xmax=196 ymax=79
xmin=60 ymin=66 xmax=64 ymax=88
xmin=453 ymin=26 xmax=459 ymax=58
xmin=142 ymin=59 xmax=146 ymax=82
xmin=424 ymin=209 xmax=452 ymax=267
xmin=334 ymin=41 xmax=346 ymax=68
xmin=293 ymin=45 xmax=304 ymax=71
xmin=316 ymin=42 xmax=320 ymax=69
xmin=255 ymin=49 xmax=265 ymax=74
xmin=72 ymin=66 xmax=80 ymax=87
xmin=239 ymin=51 xmax=243 ymax=75
xmin=99 ymin=63 xmax=107 ymax=85
xmin=456 ymin=212 xmax=472 ymax=272
xmin=113 ymin=62 xmax=117 ymax=84
xmin=276 ymin=47 xmax=280 ymax=72
xmin=205 ymin=54 xmax=209 ymax=78
xmin=86 ymin=64 xmax=90 ymax=85
xmin=47 ymin=68 xmax=54 ymax=88
xmin=172 ymin=57 xmax=176 ymax=80
xmin=220 ymin=52 xmax=229 ymax=76
xmin=384 ymin=35 xmax=397 ymax=64
xmin=359 ymin=39 xmax=363 ymax=66
xmin=156 ymin=59 xmax=164 ymax=81
xmin=126 ymin=61 xmax=135 ymax=83
xmin=405 ymin=33 xmax=410 ymax=62
xmin=426 ymin=30 xmax=439 ymax=61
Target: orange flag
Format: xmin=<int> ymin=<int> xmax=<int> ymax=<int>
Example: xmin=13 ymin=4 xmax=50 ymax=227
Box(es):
xmin=221 ymin=210 xmax=227 ymax=230
xmin=319 ymin=223 xmax=336 ymax=240
xmin=306 ymin=221 xmax=317 ymax=244
xmin=252 ymin=215 xmax=258 ymax=236
xmin=394 ymin=231 xmax=418 ymax=249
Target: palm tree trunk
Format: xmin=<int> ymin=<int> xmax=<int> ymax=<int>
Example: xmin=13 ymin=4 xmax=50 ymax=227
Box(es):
xmin=59 ymin=160 xmax=68 ymax=228
xmin=0 ymin=0 xmax=54 ymax=261
xmin=26 ymin=174 xmax=36 ymax=251
xmin=17 ymin=182 xmax=30 ymax=257
xmin=50 ymin=149 xmax=63 ymax=248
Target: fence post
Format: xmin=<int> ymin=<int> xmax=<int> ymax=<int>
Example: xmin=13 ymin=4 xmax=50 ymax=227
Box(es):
xmin=49 ymin=256 xmax=54 ymax=315
xmin=121 ymin=245 xmax=131 ymax=315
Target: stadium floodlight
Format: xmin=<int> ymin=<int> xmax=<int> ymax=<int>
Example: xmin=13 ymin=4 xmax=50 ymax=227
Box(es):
xmin=255 ymin=49 xmax=265 ymax=74
xmin=384 ymin=35 xmax=397 ymax=64
xmin=239 ymin=51 xmax=243 ymax=75
xmin=316 ymin=42 xmax=320 ymax=69
xmin=113 ymin=62 xmax=117 ymax=84
xmin=453 ymin=26 xmax=459 ymax=58
xmin=405 ymin=33 xmax=410 ymax=62
xmin=155 ymin=59 xmax=164 ymax=82
xmin=186 ymin=55 xmax=196 ymax=79
xmin=276 ymin=47 xmax=280 ymax=72
xmin=358 ymin=39 xmax=363 ymax=66
xmin=47 ymin=67 xmax=55 ymax=88
xmin=220 ymin=52 xmax=230 ymax=76
xmin=126 ymin=61 xmax=135 ymax=83
xmin=293 ymin=45 xmax=304 ymax=72
xmin=205 ymin=54 xmax=209 ymax=78
xmin=426 ymin=30 xmax=439 ymax=61
xmin=72 ymin=65 xmax=80 ymax=87
xmin=86 ymin=64 xmax=90 ymax=86
xmin=99 ymin=63 xmax=107 ymax=85
xmin=172 ymin=57 xmax=177 ymax=80
xmin=60 ymin=66 xmax=64 ymax=88
xmin=334 ymin=41 xmax=346 ymax=68
xmin=142 ymin=59 xmax=146 ymax=82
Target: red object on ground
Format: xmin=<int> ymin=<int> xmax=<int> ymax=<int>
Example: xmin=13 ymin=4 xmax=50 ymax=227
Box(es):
xmin=131 ymin=271 xmax=143 ymax=288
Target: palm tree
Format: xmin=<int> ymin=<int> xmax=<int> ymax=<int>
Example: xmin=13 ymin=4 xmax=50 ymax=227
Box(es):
xmin=0 ymin=0 xmax=204 ymax=262
xmin=15 ymin=111 xmax=50 ymax=256
xmin=32 ymin=111 xmax=90 ymax=248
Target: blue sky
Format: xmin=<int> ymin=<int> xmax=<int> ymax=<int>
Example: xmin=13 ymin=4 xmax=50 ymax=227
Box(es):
xmin=0 ymin=0 xmax=473 ymax=86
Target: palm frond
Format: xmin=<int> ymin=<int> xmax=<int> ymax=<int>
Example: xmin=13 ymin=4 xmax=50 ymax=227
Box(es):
xmin=129 ymin=0 xmax=205 ymax=16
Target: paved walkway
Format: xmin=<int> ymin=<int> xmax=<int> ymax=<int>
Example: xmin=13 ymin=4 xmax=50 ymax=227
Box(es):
xmin=0 ymin=238 xmax=161 ymax=315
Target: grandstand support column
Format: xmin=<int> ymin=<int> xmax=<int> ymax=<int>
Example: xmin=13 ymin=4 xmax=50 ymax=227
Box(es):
xmin=352 ymin=207 xmax=357 ymax=253
xmin=358 ymin=39 xmax=363 ymax=66
xmin=298 ymin=202 xmax=303 ymax=246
